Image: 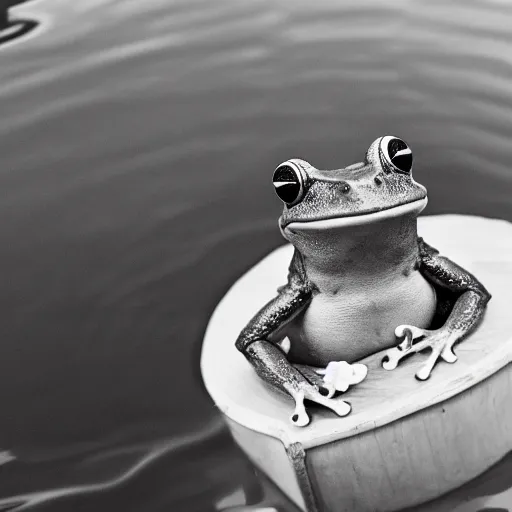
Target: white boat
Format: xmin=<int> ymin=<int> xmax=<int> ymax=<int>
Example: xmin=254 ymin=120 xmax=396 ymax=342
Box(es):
xmin=201 ymin=215 xmax=512 ymax=512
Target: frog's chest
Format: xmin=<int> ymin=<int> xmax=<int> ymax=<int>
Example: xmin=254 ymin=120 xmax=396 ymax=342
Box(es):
xmin=285 ymin=271 xmax=437 ymax=366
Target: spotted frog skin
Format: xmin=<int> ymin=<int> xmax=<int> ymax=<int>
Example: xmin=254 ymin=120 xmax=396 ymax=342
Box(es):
xmin=236 ymin=136 xmax=491 ymax=426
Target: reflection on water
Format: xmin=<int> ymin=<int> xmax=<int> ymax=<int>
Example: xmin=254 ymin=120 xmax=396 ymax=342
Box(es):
xmin=0 ymin=0 xmax=512 ymax=510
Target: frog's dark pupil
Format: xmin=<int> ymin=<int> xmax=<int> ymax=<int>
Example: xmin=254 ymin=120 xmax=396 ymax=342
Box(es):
xmin=387 ymin=138 xmax=413 ymax=174
xmin=273 ymin=165 xmax=301 ymax=204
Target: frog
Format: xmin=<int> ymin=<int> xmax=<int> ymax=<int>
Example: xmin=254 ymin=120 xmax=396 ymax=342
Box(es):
xmin=235 ymin=136 xmax=491 ymax=427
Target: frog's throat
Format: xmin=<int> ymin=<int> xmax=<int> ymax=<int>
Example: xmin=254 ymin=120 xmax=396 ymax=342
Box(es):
xmin=284 ymin=197 xmax=427 ymax=232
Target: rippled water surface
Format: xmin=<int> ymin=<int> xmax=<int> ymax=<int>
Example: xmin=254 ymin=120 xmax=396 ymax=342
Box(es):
xmin=1 ymin=0 xmax=512 ymax=510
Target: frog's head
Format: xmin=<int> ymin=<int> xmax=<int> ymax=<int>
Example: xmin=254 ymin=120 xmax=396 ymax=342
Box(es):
xmin=274 ymin=136 xmax=427 ymax=239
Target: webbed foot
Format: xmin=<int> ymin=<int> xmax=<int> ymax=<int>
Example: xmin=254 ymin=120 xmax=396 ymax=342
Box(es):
xmin=288 ymin=360 xmax=368 ymax=426
xmin=294 ymin=364 xmax=336 ymax=398
xmin=287 ymin=384 xmax=352 ymax=427
xmin=383 ymin=325 xmax=460 ymax=380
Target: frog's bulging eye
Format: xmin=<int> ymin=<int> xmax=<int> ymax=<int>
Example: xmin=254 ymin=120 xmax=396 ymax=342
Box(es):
xmin=273 ymin=162 xmax=305 ymax=205
xmin=379 ymin=136 xmax=413 ymax=174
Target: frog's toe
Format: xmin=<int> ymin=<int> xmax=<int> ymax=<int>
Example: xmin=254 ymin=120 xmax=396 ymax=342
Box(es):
xmin=394 ymin=325 xmax=426 ymax=345
xmin=294 ymin=364 xmax=335 ymax=397
xmin=318 ymin=383 xmax=336 ymax=398
xmin=441 ymin=345 xmax=458 ymax=363
xmin=303 ymin=388 xmax=352 ymax=418
xmin=291 ymin=409 xmax=310 ymax=427
xmin=414 ymin=331 xmax=460 ymax=380
xmin=290 ymin=390 xmax=310 ymax=427
xmin=382 ymin=350 xmax=400 ymax=370
xmin=330 ymin=399 xmax=351 ymax=417
xmin=416 ymin=361 xmax=435 ymax=381
xmin=416 ymin=346 xmax=444 ymax=380
xmin=383 ymin=324 xmax=429 ymax=370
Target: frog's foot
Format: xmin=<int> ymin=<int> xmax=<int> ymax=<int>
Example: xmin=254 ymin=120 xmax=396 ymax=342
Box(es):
xmin=383 ymin=325 xmax=460 ymax=381
xmin=294 ymin=364 xmax=336 ymax=398
xmin=287 ymin=384 xmax=352 ymax=427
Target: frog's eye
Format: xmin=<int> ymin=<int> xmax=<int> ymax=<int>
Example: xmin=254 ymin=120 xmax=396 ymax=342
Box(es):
xmin=379 ymin=136 xmax=413 ymax=174
xmin=272 ymin=161 xmax=305 ymax=205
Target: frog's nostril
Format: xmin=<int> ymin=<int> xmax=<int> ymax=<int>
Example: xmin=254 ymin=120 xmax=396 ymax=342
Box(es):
xmin=374 ymin=176 xmax=383 ymax=185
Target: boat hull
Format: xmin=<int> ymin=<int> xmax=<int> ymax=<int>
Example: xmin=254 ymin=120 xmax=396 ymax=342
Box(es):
xmin=224 ymin=360 xmax=512 ymax=512
xmin=201 ymin=215 xmax=512 ymax=511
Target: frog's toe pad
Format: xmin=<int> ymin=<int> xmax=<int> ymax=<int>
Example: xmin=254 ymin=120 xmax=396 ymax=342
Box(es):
xmin=382 ymin=353 xmax=399 ymax=371
xmin=395 ymin=324 xmax=426 ymax=339
xmin=331 ymin=399 xmax=351 ymax=417
xmin=415 ymin=365 xmax=433 ymax=381
xmin=291 ymin=410 xmax=310 ymax=427
xmin=319 ymin=384 xmax=336 ymax=399
xmin=441 ymin=346 xmax=458 ymax=363
xmin=290 ymin=390 xmax=310 ymax=427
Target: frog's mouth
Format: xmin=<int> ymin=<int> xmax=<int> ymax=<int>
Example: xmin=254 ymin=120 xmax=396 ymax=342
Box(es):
xmin=284 ymin=197 xmax=427 ymax=232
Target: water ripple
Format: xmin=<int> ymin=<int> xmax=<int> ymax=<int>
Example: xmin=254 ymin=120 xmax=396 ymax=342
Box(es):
xmin=1 ymin=0 xmax=512 ymax=511
xmin=0 ymin=419 xmax=225 ymax=511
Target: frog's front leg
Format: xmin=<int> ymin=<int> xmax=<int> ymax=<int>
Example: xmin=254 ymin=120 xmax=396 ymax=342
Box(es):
xmin=383 ymin=237 xmax=491 ymax=380
xmin=235 ymin=272 xmax=351 ymax=427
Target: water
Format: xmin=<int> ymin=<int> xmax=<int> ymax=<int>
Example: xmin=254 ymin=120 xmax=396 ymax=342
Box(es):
xmin=0 ymin=0 xmax=511 ymax=510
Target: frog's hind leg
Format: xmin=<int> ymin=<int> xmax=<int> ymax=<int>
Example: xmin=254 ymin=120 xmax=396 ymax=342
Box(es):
xmin=293 ymin=364 xmax=336 ymax=398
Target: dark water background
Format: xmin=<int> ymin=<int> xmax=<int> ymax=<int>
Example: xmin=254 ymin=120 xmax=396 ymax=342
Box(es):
xmin=1 ymin=0 xmax=512 ymax=510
